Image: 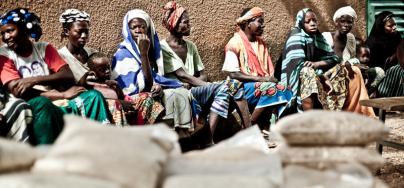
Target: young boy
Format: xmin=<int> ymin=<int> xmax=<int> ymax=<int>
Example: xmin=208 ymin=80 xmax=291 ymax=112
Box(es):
xmin=86 ymin=53 xmax=124 ymax=99
xmin=86 ymin=52 xmax=164 ymax=125
xmin=355 ymin=43 xmax=385 ymax=96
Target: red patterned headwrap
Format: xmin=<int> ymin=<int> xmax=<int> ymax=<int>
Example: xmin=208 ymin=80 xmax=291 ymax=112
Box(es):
xmin=162 ymin=1 xmax=186 ymax=32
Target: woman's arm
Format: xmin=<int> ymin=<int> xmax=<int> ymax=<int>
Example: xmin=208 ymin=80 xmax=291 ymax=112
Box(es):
xmin=40 ymin=86 xmax=86 ymax=101
xmin=137 ymin=34 xmax=153 ymax=92
xmin=228 ymin=71 xmax=278 ymax=83
xmin=194 ymin=70 xmax=208 ymax=82
xmin=7 ymin=65 xmax=74 ymax=98
xmin=6 ymin=80 xmax=41 ymax=99
xmin=174 ymin=68 xmax=208 ymax=87
xmin=304 ymin=60 xmax=332 ymax=70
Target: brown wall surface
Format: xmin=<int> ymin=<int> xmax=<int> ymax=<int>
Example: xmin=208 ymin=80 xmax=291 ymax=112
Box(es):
xmin=0 ymin=0 xmax=367 ymax=81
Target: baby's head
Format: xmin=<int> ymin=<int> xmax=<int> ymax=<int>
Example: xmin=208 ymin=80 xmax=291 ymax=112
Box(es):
xmin=356 ymin=43 xmax=371 ymax=65
xmin=87 ymin=52 xmax=111 ymax=82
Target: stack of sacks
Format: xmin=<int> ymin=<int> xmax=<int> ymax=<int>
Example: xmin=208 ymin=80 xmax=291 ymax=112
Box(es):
xmin=273 ymin=110 xmax=389 ymax=188
xmin=162 ymin=126 xmax=283 ymax=188
xmin=0 ymin=115 xmax=180 ymax=188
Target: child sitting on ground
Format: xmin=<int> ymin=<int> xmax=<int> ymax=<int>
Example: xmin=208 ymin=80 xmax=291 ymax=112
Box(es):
xmin=355 ymin=42 xmax=385 ymax=96
xmin=86 ymin=52 xmax=165 ymax=125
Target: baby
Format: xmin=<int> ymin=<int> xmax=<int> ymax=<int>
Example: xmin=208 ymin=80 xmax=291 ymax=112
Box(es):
xmin=86 ymin=52 xmax=164 ymax=125
xmin=86 ymin=52 xmax=124 ymax=99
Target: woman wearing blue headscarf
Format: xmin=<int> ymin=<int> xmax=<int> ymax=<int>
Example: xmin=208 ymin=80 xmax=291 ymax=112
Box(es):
xmin=112 ymin=9 xmax=202 ymax=137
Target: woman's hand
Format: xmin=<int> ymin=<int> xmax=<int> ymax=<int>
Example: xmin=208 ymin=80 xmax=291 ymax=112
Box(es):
xmin=319 ymin=75 xmax=334 ymax=95
xmin=343 ymin=61 xmax=355 ymax=79
xmin=121 ymin=100 xmax=136 ymax=120
xmin=324 ymin=79 xmax=335 ymax=95
xmin=151 ymin=84 xmax=163 ymax=98
xmin=62 ymin=86 xmax=87 ymax=99
xmin=13 ymin=78 xmax=37 ymax=96
xmin=105 ymin=80 xmax=125 ymax=99
xmin=134 ymin=34 xmax=150 ymax=55
xmin=182 ymin=82 xmax=191 ymax=89
xmin=105 ymin=80 xmax=120 ymax=89
xmin=78 ymin=71 xmax=96 ymax=86
xmin=120 ymin=100 xmax=135 ymax=112
xmin=261 ymin=76 xmax=278 ymax=83
xmin=303 ymin=61 xmax=320 ymax=69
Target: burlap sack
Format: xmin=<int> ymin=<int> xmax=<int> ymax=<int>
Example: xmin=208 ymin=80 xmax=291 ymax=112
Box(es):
xmin=34 ymin=145 xmax=51 ymax=159
xmin=283 ymin=163 xmax=374 ymax=188
xmin=163 ymin=175 xmax=276 ymax=188
xmin=184 ymin=146 xmax=270 ymax=160
xmin=373 ymin=178 xmax=388 ymax=188
xmin=279 ymin=146 xmax=384 ymax=171
xmin=274 ymin=110 xmax=389 ymax=146
xmin=203 ymin=125 xmax=271 ymax=153
xmin=32 ymin=115 xmax=180 ymax=188
xmin=164 ymin=147 xmax=283 ymax=186
xmin=0 ymin=138 xmax=37 ymax=173
xmin=164 ymin=126 xmax=282 ymax=185
xmin=0 ymin=173 xmax=122 ymax=188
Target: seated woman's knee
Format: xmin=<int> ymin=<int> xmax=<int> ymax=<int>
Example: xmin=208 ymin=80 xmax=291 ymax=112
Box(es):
xmin=28 ymin=96 xmax=54 ymax=110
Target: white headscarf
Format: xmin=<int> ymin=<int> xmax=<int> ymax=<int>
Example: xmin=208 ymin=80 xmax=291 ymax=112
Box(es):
xmin=333 ymin=6 xmax=357 ymax=22
xmin=111 ymin=9 xmax=181 ymax=95
xmin=121 ymin=9 xmax=163 ymax=75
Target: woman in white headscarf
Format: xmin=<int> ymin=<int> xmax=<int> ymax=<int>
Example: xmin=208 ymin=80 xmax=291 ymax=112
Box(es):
xmin=322 ymin=6 xmax=375 ymax=116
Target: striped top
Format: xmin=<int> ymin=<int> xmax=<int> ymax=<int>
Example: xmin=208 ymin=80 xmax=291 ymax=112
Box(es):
xmin=378 ymin=65 xmax=404 ymax=97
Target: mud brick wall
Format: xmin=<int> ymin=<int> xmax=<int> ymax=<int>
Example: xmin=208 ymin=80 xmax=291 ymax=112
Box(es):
xmin=0 ymin=0 xmax=366 ymax=81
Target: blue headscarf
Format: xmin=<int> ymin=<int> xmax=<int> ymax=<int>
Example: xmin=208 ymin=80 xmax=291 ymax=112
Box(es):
xmin=0 ymin=8 xmax=42 ymax=41
xmin=111 ymin=9 xmax=182 ymax=96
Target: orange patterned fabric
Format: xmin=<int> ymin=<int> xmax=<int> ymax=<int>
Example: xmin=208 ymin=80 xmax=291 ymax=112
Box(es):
xmin=225 ymin=30 xmax=274 ymax=77
xmin=343 ymin=66 xmax=376 ymax=117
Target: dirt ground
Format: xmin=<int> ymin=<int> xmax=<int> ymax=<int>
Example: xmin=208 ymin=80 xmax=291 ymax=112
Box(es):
xmin=377 ymin=112 xmax=404 ymax=188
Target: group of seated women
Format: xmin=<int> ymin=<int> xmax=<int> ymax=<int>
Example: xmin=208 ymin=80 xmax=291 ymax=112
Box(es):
xmin=0 ymin=1 xmax=402 ymax=149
